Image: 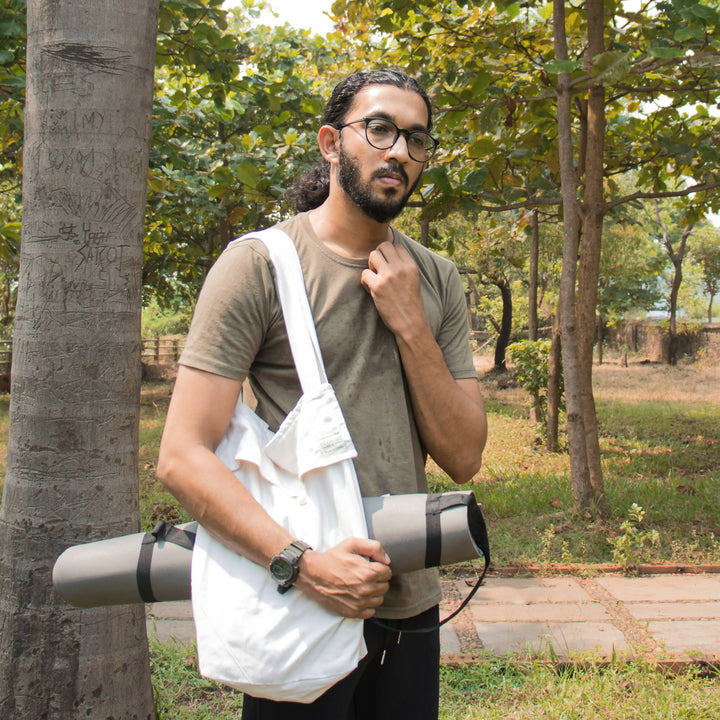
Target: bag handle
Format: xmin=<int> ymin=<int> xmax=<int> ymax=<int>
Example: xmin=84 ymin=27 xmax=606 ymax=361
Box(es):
xmin=231 ymin=228 xmax=327 ymax=394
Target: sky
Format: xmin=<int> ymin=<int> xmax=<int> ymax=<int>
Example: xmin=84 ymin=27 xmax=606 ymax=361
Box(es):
xmin=226 ymin=0 xmax=336 ymax=35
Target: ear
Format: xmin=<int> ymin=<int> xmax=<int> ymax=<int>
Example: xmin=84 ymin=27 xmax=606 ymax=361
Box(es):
xmin=318 ymin=125 xmax=340 ymax=164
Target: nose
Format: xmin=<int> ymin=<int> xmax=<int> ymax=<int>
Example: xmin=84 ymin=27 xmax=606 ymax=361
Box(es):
xmin=384 ymin=132 xmax=411 ymax=162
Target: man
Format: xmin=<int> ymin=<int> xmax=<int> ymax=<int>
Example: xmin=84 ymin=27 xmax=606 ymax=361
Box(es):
xmin=157 ymin=68 xmax=487 ymax=719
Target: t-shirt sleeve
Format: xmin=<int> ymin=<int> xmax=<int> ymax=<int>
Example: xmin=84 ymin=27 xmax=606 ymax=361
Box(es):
xmin=438 ymin=263 xmax=477 ymax=380
xmin=179 ymin=241 xmax=277 ymax=381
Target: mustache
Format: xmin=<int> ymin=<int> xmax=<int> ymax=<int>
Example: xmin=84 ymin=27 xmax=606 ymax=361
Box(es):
xmin=371 ymin=163 xmax=409 ymax=185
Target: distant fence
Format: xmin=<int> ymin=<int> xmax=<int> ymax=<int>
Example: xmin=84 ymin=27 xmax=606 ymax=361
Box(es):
xmin=141 ymin=335 xmax=186 ymax=381
xmin=0 ymin=341 xmax=10 ymax=375
xmin=141 ymin=336 xmax=186 ymax=365
xmin=608 ymin=322 xmax=720 ymax=362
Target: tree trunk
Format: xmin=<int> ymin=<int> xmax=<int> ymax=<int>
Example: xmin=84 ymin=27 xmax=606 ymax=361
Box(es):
xmin=667 ymin=256 xmax=682 ymax=365
xmin=546 ymin=312 xmax=562 ymax=452
xmin=528 ymin=209 xmax=539 ymax=342
xmin=654 ymin=202 xmax=693 ymax=366
xmin=420 ymin=216 xmax=430 ymax=248
xmin=0 ymin=1 xmax=159 ymax=718
xmin=596 ymin=315 xmax=604 ymax=365
xmin=493 ymin=277 xmax=512 ymax=371
xmin=574 ymin=0 xmax=608 ymax=514
xmin=554 ymin=0 xmax=593 ymax=510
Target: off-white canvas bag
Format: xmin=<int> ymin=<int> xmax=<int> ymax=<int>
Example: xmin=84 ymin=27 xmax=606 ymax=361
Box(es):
xmin=191 ymin=228 xmax=368 ymax=703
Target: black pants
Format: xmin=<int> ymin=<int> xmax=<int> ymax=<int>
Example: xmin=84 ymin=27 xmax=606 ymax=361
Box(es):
xmin=240 ymin=605 xmax=440 ymax=720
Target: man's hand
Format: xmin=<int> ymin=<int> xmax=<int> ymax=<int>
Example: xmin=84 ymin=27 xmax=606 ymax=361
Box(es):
xmin=295 ymin=537 xmax=392 ymax=619
xmin=361 ymin=241 xmax=428 ymax=341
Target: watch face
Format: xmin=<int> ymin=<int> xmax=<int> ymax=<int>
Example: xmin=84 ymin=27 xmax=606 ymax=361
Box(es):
xmin=270 ymin=556 xmax=294 ymax=583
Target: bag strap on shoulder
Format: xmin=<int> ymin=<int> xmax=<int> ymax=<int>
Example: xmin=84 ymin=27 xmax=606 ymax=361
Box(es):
xmin=233 ymin=228 xmax=327 ymax=394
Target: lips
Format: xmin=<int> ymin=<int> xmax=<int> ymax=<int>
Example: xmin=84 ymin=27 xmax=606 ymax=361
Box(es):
xmin=373 ymin=166 xmax=408 ymax=187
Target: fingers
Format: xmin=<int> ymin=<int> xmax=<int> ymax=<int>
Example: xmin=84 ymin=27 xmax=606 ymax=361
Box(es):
xmin=367 ymin=241 xmax=407 ymax=273
xmin=296 ymin=538 xmax=393 ymax=619
xmin=340 ymin=536 xmax=391 ymax=566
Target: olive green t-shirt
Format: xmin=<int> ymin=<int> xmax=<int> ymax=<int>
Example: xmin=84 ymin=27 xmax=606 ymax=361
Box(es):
xmin=180 ymin=212 xmax=477 ymax=618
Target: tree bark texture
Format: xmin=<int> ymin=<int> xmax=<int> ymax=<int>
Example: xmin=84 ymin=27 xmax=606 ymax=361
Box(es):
xmin=546 ymin=312 xmax=562 ymax=453
xmin=0 ymin=1 xmax=159 ymax=718
xmin=554 ymin=0 xmax=593 ymax=509
xmin=575 ymin=0 xmax=607 ymax=512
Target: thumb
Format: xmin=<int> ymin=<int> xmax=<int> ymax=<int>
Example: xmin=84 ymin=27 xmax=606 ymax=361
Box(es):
xmin=360 ymin=268 xmax=378 ymax=294
xmin=345 ymin=536 xmax=390 ymax=565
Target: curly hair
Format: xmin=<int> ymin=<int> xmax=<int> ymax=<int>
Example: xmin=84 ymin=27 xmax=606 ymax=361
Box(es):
xmin=285 ymin=68 xmax=432 ymax=213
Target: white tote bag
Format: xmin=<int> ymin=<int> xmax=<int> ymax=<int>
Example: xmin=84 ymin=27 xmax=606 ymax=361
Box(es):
xmin=191 ymin=228 xmax=369 ymax=704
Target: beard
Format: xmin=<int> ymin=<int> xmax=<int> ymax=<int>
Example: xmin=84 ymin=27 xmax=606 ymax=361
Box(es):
xmin=337 ymin=145 xmax=421 ymax=223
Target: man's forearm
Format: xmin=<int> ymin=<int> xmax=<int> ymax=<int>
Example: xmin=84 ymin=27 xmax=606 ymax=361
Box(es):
xmin=395 ymin=325 xmax=487 ymax=484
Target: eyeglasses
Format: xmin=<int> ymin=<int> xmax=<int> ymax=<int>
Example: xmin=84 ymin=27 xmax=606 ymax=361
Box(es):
xmin=337 ymin=117 xmax=438 ymax=162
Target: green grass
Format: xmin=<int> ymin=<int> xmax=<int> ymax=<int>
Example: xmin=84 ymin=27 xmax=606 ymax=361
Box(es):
xmin=149 ymin=637 xmax=244 ymax=719
xmin=438 ymin=660 xmax=720 ymax=719
xmin=423 ymin=359 xmax=720 ymax=570
xmin=149 ymin=638 xmax=720 ymax=719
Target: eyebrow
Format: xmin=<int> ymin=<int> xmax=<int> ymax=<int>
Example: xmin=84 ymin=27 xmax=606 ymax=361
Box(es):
xmin=366 ymin=110 xmax=429 ymax=133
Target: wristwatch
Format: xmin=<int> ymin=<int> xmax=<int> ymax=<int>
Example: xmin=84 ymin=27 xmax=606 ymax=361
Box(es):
xmin=269 ymin=540 xmax=312 ymax=594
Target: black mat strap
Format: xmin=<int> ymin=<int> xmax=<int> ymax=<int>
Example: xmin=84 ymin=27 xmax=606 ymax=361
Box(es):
xmin=424 ymin=493 xmax=476 ymax=568
xmin=136 ymin=521 xmax=196 ymax=603
xmin=376 ymin=493 xmax=491 ymax=635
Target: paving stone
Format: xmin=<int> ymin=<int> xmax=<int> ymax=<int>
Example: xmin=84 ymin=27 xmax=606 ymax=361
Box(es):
xmin=471 ymin=601 xmax=609 ymax=623
xmin=440 ymin=623 xmax=461 ymax=655
xmin=148 ymin=618 xmax=196 ymax=644
xmin=147 ymin=600 xmax=194 ymax=620
xmin=648 ymin=620 xmax=720 ymax=655
xmin=626 ymin=601 xmax=720 ymax=621
xmin=474 ymin=621 xmax=628 ymax=657
xmin=598 ymin=575 xmax=720 ymax=602
xmin=471 ymin=577 xmax=593 ymax=605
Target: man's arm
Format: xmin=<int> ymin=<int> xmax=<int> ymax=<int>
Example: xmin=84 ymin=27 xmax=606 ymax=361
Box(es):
xmin=157 ymin=365 xmax=391 ymax=618
xmin=361 ymin=242 xmax=488 ymax=484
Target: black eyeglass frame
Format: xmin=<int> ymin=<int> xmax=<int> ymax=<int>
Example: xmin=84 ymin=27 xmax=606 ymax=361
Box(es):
xmin=336 ymin=117 xmax=439 ymax=162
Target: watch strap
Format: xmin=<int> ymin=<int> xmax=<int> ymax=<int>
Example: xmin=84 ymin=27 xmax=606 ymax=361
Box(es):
xmin=274 ymin=540 xmax=312 ymax=594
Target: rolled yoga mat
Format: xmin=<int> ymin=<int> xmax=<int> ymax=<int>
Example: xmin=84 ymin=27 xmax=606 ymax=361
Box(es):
xmin=52 ymin=491 xmax=489 ymax=608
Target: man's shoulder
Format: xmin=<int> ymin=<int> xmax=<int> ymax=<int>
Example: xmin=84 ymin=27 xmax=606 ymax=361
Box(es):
xmin=392 ymin=227 xmax=458 ymax=276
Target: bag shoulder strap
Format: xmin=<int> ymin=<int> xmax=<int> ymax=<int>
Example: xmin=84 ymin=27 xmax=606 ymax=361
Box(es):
xmin=231 ymin=228 xmax=327 ymax=393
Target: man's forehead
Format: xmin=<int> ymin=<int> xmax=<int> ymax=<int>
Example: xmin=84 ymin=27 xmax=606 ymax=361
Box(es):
xmin=347 ymin=85 xmax=429 ymax=130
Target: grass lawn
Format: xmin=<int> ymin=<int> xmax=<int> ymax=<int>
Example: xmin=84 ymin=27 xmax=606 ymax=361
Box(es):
xmin=150 ymin=636 xmax=720 ymax=719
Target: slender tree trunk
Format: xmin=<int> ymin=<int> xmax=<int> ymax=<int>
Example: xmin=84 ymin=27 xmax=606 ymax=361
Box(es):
xmin=574 ymin=0 xmax=608 ymax=513
xmin=554 ymin=0 xmax=593 ymax=509
xmin=0 ymin=1 xmax=159 ymax=717
xmin=668 ymin=257 xmax=682 ymax=365
xmin=465 ymin=271 xmax=480 ymax=332
xmin=420 ymin=216 xmax=430 ymax=248
xmin=493 ymin=277 xmax=512 ymax=371
xmin=654 ymin=201 xmax=693 ymax=366
xmin=597 ymin=315 xmax=605 ymax=365
xmin=546 ymin=311 xmax=562 ymax=452
xmin=528 ymin=213 xmax=540 ymax=423
xmin=528 ymin=209 xmax=539 ymax=342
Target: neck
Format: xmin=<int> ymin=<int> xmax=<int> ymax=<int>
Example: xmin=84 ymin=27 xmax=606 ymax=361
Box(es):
xmin=308 ymin=189 xmax=393 ymax=259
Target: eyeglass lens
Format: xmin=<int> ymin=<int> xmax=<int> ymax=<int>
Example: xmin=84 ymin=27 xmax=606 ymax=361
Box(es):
xmin=364 ymin=118 xmax=436 ymax=161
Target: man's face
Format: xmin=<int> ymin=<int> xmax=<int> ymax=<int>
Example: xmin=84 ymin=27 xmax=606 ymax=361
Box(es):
xmin=335 ymin=85 xmax=429 ymax=224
